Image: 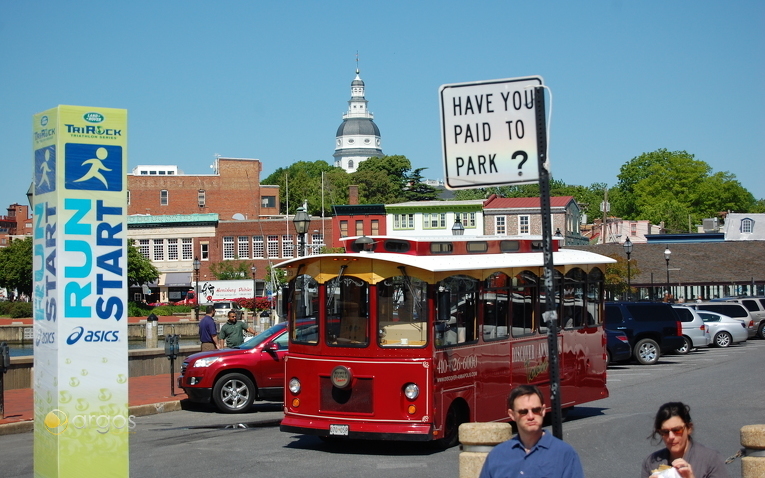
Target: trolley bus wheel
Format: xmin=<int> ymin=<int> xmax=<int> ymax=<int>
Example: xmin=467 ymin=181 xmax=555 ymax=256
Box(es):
xmin=435 ymin=402 xmax=466 ymax=449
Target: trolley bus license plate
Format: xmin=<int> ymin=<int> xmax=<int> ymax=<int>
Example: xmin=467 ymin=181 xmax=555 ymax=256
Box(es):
xmin=330 ymin=424 xmax=348 ymax=436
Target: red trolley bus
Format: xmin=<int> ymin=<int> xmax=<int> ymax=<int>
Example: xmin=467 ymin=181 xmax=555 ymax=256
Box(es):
xmin=278 ymin=235 xmax=615 ymax=447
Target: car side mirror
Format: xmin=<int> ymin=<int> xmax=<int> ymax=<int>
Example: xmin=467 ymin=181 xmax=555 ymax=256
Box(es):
xmin=265 ymin=342 xmax=280 ymax=352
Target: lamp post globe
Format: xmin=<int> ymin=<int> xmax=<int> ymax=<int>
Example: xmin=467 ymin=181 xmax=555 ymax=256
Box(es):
xmin=451 ymin=217 xmax=465 ymax=236
xmin=293 ymin=207 xmax=310 ymax=257
xmin=664 ymin=246 xmax=672 ymax=300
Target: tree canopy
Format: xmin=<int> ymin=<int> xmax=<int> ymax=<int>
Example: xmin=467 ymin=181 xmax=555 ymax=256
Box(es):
xmin=261 ymin=155 xmax=438 ymax=215
xmin=0 ymin=237 xmax=33 ymax=298
xmin=612 ymin=149 xmax=759 ymax=232
xmin=127 ymin=241 xmax=160 ymax=287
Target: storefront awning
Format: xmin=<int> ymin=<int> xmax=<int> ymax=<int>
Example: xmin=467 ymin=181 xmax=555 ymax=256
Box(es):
xmin=160 ymin=272 xmax=192 ymax=288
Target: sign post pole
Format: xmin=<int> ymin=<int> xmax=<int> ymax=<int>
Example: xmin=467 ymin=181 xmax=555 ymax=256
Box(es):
xmin=533 ymin=87 xmax=563 ymax=439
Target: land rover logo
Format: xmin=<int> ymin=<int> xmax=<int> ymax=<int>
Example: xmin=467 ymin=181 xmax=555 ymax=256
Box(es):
xmin=330 ymin=366 xmax=352 ymax=389
xmin=83 ymin=112 xmax=104 ymax=123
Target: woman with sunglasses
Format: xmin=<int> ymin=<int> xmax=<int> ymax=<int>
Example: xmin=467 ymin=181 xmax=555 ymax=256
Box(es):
xmin=642 ymin=402 xmax=729 ymax=478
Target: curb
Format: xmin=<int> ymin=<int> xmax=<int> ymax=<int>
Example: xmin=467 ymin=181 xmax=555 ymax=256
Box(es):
xmin=0 ymin=400 xmax=184 ymax=436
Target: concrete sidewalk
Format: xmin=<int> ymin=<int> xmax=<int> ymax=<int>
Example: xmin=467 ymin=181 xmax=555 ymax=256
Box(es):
xmin=0 ymin=373 xmax=187 ymax=435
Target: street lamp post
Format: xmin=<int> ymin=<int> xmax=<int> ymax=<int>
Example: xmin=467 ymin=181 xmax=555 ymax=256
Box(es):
xmin=193 ymin=257 xmax=201 ymax=321
xmin=451 ymin=217 xmax=464 ymax=236
xmin=293 ymin=207 xmax=310 ymax=257
xmin=664 ymin=246 xmax=672 ymax=301
xmin=251 ymin=265 xmax=257 ymax=300
xmin=623 ymin=238 xmax=633 ymax=300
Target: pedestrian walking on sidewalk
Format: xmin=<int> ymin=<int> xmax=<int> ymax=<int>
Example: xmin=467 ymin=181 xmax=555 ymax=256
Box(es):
xmin=219 ymin=312 xmax=257 ymax=348
xmin=479 ymin=385 xmax=584 ymax=478
xmin=199 ymin=305 xmax=219 ymax=351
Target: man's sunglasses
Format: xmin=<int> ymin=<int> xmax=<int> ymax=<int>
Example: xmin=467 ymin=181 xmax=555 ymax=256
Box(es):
xmin=657 ymin=426 xmax=685 ymax=437
xmin=515 ymin=407 xmax=543 ymax=416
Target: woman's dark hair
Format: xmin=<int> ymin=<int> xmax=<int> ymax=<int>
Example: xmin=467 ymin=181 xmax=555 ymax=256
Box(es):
xmin=650 ymin=401 xmax=694 ymax=441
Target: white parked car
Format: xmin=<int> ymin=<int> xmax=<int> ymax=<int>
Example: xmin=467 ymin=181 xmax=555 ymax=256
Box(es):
xmin=697 ymin=310 xmax=748 ymax=347
xmin=672 ymin=305 xmax=709 ymax=354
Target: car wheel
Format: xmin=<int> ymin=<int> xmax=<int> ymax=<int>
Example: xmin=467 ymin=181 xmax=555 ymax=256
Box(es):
xmin=213 ymin=373 xmax=256 ymax=413
xmin=634 ymin=338 xmax=660 ymax=365
xmin=674 ymin=336 xmax=692 ymax=355
xmin=606 ymin=349 xmax=612 ymax=366
xmin=713 ymin=331 xmax=732 ymax=348
xmin=758 ymin=321 xmax=765 ymax=340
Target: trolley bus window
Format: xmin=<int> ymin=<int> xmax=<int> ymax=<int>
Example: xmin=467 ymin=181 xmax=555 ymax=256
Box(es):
xmin=290 ymin=274 xmax=319 ymax=344
xmin=377 ymin=275 xmax=428 ymax=347
xmin=562 ymin=268 xmax=587 ymax=329
xmin=435 ymin=275 xmax=478 ymax=347
xmin=586 ymin=267 xmax=605 ymax=325
xmin=482 ymin=272 xmax=510 ymax=341
xmin=325 ymin=275 xmax=370 ymax=347
xmin=512 ymin=271 xmax=537 ymax=336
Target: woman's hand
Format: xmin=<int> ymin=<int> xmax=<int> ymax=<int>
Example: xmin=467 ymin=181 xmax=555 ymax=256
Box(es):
xmin=671 ymin=458 xmax=695 ymax=478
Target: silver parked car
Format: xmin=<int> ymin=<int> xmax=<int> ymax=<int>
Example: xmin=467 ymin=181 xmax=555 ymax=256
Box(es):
xmin=672 ymin=305 xmax=709 ymax=354
xmin=690 ymin=302 xmax=756 ymax=338
xmin=697 ymin=310 xmax=748 ymax=347
xmin=714 ymin=297 xmax=765 ymax=339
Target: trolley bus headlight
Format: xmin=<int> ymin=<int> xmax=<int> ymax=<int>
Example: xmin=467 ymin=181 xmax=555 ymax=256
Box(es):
xmin=288 ymin=378 xmax=301 ymax=394
xmin=404 ymin=383 xmax=420 ymax=400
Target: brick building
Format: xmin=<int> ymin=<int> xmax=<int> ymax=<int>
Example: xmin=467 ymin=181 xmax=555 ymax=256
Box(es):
xmin=483 ymin=195 xmax=589 ymax=245
xmin=127 ymin=157 xmax=279 ymax=220
xmin=0 ymin=204 xmax=32 ymax=248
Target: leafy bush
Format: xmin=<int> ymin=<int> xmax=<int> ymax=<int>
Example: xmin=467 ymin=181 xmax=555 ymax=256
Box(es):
xmin=0 ymin=301 xmax=13 ymax=316
xmin=233 ymin=297 xmax=272 ymax=311
xmin=128 ymin=301 xmax=153 ymax=318
xmin=10 ymin=301 xmax=33 ymax=318
xmin=150 ymin=306 xmax=175 ymax=317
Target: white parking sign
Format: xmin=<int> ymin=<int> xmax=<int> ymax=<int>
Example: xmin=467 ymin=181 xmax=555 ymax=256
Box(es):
xmin=440 ymin=76 xmax=544 ymax=190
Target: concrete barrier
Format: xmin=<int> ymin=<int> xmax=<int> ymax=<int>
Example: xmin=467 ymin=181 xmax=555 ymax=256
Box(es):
xmin=459 ymin=423 xmax=513 ymax=478
xmin=741 ymin=424 xmax=765 ymax=478
xmin=3 ymin=345 xmax=202 ymax=390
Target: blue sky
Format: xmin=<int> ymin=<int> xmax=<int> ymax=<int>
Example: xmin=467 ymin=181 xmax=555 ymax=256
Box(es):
xmin=2 ymin=0 xmax=763 ymax=213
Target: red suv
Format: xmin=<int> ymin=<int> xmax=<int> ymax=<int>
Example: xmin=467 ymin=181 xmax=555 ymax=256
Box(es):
xmin=179 ymin=323 xmax=289 ymax=413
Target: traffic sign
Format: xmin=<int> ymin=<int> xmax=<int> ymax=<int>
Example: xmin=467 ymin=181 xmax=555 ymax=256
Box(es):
xmin=440 ymin=76 xmax=544 ymax=190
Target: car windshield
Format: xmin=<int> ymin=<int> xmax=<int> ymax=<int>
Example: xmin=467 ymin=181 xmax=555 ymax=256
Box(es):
xmin=235 ymin=324 xmax=285 ymax=350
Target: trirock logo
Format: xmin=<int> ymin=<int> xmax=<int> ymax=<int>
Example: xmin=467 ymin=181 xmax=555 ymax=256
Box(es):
xmin=64 ymin=143 xmax=122 ymax=191
xmin=44 ymin=409 xmax=136 ymax=435
xmin=66 ymin=326 xmax=120 ymax=345
xmin=40 ymin=116 xmax=49 ymax=126
xmin=83 ymin=112 xmax=104 ymax=123
xmin=64 ymin=124 xmax=121 ymax=137
xmin=35 ymin=329 xmax=55 ymax=346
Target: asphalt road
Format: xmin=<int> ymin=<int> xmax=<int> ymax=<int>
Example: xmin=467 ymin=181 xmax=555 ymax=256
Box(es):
xmin=2 ymin=340 xmax=762 ymax=478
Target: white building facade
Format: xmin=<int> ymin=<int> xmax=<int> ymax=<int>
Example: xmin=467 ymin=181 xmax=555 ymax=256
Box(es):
xmin=333 ymin=68 xmax=383 ymax=173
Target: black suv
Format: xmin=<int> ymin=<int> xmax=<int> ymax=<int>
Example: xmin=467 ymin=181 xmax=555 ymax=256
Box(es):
xmin=604 ymin=302 xmax=684 ymax=365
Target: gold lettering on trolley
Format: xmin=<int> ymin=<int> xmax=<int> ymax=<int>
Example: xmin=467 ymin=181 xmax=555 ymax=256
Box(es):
xmin=524 ymin=357 xmax=549 ymax=382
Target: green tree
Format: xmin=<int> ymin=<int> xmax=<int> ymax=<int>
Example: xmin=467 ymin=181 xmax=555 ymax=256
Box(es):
xmin=127 ymin=241 xmax=160 ymax=287
xmin=261 ymin=160 xmax=340 ymax=215
xmin=356 ymin=155 xmax=438 ymax=202
xmin=604 ymin=254 xmax=641 ymax=299
xmin=614 ymin=149 xmax=757 ymax=229
xmin=0 ymin=236 xmax=33 ymax=298
xmin=209 ymin=260 xmax=251 ymax=280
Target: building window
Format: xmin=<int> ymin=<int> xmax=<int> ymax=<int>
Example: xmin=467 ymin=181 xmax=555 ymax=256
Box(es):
xmin=282 ymin=235 xmax=294 ymax=258
xmin=742 ymin=218 xmax=754 ymax=234
xmin=356 ymin=220 xmax=364 ymax=236
xmin=371 ymin=219 xmax=379 ymax=236
xmin=393 ymin=213 xmax=414 ymax=230
xmin=238 ymin=236 xmax=249 ymax=259
xmin=630 ymin=222 xmax=637 ymax=236
xmin=127 ymin=190 xmax=130 ymax=205
xmin=495 ymin=216 xmax=506 ymax=235
xmin=167 ymin=239 xmax=179 ymax=261
xmin=138 ymin=239 xmax=150 ymax=259
xmin=160 ymin=190 xmax=168 ymax=206
xmin=340 ymin=220 xmax=348 ymax=237
xmin=311 ymin=233 xmax=323 ymax=251
xmin=423 ymin=213 xmax=446 ymax=229
xmin=200 ymin=242 xmax=209 ymax=260
xmin=198 ymin=190 xmax=206 ymax=207
xmin=519 ymin=215 xmax=530 ymax=235
xmin=182 ymin=238 xmax=193 ymax=260
xmin=223 ymin=236 xmax=235 ymax=259
xmin=153 ymin=239 xmax=165 ymax=261
xmin=252 ymin=236 xmax=264 ymax=258
xmin=267 ymin=235 xmax=279 ymax=258
xmin=459 ymin=212 xmax=476 ymax=228
xmin=348 ymin=160 xmax=354 ymax=169
xmin=261 ymin=196 xmax=276 ymax=208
